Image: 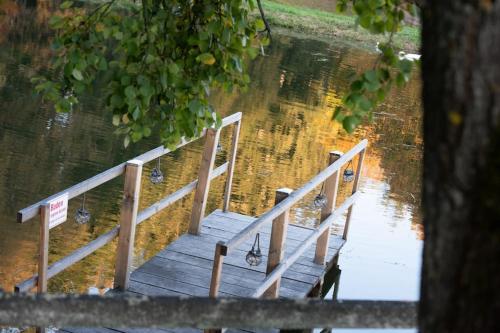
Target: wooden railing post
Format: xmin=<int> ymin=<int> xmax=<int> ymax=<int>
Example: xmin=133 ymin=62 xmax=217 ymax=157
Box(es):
xmin=314 ymin=151 xmax=342 ymax=265
xmin=114 ymin=159 xmax=143 ymax=290
xmin=209 ymin=242 xmax=226 ymax=297
xmin=222 ymin=120 xmax=241 ymax=212
xmin=190 ymin=128 xmax=221 ymax=235
xmin=343 ymin=149 xmax=366 ymax=240
xmin=37 ymin=203 xmax=50 ymax=293
xmin=206 ymin=242 xmax=227 ymax=333
xmin=36 ymin=203 xmax=50 ymax=333
xmin=263 ymin=188 xmax=293 ymax=298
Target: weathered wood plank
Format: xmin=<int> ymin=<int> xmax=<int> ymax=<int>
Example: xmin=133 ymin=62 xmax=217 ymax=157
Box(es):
xmin=1 ymin=293 xmax=418 ymax=329
xmin=209 ymin=243 xmax=225 ymax=297
xmin=18 ymin=113 xmax=241 ymax=224
xmin=115 ymin=160 xmax=143 ymax=290
xmin=37 ymin=204 xmax=50 ymax=293
xmin=134 ymin=264 xmax=252 ymax=297
xmin=224 ymin=139 xmax=367 ymax=250
xmin=155 ymin=251 xmax=316 ymax=291
xmin=159 ymin=234 xmax=325 ymax=276
xmin=16 ymin=227 xmax=120 ymax=292
xmin=264 ymin=189 xmax=292 ymax=298
xmin=137 ymin=163 xmax=228 ymax=225
xmin=197 ymin=226 xmax=342 ymax=270
xmin=189 ymin=128 xmax=221 ymax=235
xmin=315 ymin=152 xmax=342 ymax=265
xmin=127 ymin=280 xmax=189 ymax=297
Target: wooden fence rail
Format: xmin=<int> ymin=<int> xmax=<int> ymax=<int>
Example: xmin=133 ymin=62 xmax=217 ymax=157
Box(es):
xmin=0 ymin=292 xmax=418 ymax=329
xmin=15 ymin=113 xmax=242 ymax=292
xmin=209 ymin=140 xmax=368 ymax=299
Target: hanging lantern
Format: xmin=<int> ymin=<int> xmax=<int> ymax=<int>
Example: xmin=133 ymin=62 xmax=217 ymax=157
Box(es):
xmin=150 ymin=157 xmax=164 ymax=184
xmin=75 ymin=193 xmax=91 ymax=225
xmin=216 ymin=142 xmax=223 ymax=153
xmin=313 ymin=183 xmax=327 ymax=208
xmin=246 ymin=233 xmax=262 ymax=266
xmin=343 ymin=161 xmax=355 ymax=183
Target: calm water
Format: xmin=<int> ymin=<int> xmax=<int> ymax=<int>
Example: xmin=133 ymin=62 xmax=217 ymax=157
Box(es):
xmin=0 ymin=1 xmax=422 ymax=330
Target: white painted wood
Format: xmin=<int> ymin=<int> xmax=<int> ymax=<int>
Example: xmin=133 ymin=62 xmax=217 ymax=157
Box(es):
xmin=252 ymin=192 xmax=359 ymax=297
xmin=137 ymin=162 xmax=228 ymax=224
xmin=17 ymin=114 xmax=242 ymax=223
xmin=15 ymin=227 xmax=120 ymax=292
xmin=223 ymin=120 xmax=241 ymax=212
xmin=224 ymin=140 xmax=368 ymax=251
xmin=344 ymin=148 xmax=366 ymax=240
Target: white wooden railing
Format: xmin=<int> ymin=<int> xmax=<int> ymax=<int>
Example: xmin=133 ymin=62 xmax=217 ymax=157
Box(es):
xmin=15 ymin=113 xmax=242 ymax=293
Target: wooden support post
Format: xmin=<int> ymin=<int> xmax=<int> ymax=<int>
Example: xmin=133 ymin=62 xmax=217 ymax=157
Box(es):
xmin=36 ymin=204 xmax=50 ymax=333
xmin=37 ymin=204 xmax=50 ymax=293
xmin=263 ymin=188 xmax=293 ymax=298
xmin=343 ymin=149 xmax=366 ymax=240
xmin=314 ymin=152 xmax=342 ymax=265
xmin=207 ymin=242 xmax=227 ymax=333
xmin=190 ymin=128 xmax=221 ymax=235
xmin=114 ymin=160 xmax=143 ymax=290
xmin=209 ymin=242 xmax=226 ymax=297
xmin=223 ymin=120 xmax=241 ymax=212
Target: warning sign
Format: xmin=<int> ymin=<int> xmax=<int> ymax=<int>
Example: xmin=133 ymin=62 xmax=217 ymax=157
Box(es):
xmin=48 ymin=193 xmax=68 ymax=229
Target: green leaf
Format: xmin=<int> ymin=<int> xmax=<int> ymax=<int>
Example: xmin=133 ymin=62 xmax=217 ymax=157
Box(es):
xmin=332 ymin=106 xmax=344 ymax=121
xmin=358 ymin=96 xmax=373 ymax=112
xmin=124 ymin=86 xmax=136 ymax=99
xmin=343 ymin=116 xmax=361 ymax=133
xmin=197 ymin=53 xmax=216 ymax=65
xmin=72 ymin=69 xmax=83 ymax=81
xmin=364 ymin=70 xmax=378 ymax=83
xmin=255 ymin=19 xmax=265 ymax=30
xmin=112 ymin=115 xmax=121 ymax=126
xmin=60 ymin=1 xmax=73 ymax=9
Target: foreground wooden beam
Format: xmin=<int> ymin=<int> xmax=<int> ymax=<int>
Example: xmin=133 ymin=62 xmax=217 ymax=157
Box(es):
xmin=0 ymin=292 xmax=417 ymax=329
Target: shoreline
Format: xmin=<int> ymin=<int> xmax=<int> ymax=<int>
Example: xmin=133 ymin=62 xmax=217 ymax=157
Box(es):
xmin=258 ymin=0 xmax=421 ymax=53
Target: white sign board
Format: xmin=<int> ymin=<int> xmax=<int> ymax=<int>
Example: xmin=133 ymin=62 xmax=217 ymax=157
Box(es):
xmin=48 ymin=193 xmax=68 ymax=229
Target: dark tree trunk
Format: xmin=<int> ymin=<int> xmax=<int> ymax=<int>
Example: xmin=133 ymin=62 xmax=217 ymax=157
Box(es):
xmin=421 ymin=1 xmax=500 ymax=332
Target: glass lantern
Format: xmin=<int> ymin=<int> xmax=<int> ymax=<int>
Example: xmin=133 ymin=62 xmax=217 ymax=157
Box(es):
xmin=150 ymin=157 xmax=164 ymax=184
xmin=246 ymin=233 xmax=262 ymax=266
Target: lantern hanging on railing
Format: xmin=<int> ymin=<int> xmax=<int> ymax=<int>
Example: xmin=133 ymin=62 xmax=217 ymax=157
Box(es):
xmin=313 ymin=182 xmax=327 ymax=208
xmin=246 ymin=233 xmax=262 ymax=266
xmin=150 ymin=157 xmax=164 ymax=184
xmin=216 ymin=142 xmax=223 ymax=153
xmin=75 ymin=193 xmax=91 ymax=225
xmin=343 ymin=160 xmax=355 ymax=183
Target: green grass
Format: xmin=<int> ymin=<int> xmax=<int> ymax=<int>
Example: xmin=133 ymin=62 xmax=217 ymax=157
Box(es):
xmin=259 ymin=0 xmax=420 ymax=53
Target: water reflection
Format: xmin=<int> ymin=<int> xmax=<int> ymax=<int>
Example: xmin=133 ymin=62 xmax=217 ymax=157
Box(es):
xmin=0 ymin=1 xmax=422 ymax=315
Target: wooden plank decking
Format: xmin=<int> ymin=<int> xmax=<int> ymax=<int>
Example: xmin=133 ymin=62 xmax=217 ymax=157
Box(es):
xmin=61 ymin=209 xmax=345 ymax=333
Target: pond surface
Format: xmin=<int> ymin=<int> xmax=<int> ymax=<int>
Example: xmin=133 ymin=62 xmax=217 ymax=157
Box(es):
xmin=0 ymin=2 xmax=422 ymax=331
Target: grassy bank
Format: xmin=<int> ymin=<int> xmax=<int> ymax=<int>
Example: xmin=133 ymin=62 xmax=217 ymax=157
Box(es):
xmin=259 ymin=0 xmax=420 ymax=53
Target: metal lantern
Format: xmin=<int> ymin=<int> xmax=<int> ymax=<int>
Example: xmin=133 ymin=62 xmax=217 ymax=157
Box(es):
xmin=246 ymin=233 xmax=262 ymax=266
xmin=313 ymin=183 xmax=327 ymax=208
xmin=216 ymin=142 xmax=223 ymax=153
xmin=150 ymin=157 xmax=164 ymax=184
xmin=75 ymin=193 xmax=91 ymax=225
xmin=343 ymin=161 xmax=355 ymax=183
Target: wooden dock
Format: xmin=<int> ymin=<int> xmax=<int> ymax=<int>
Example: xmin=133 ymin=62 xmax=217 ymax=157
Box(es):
xmin=14 ymin=113 xmax=368 ymax=333
xmin=58 ymin=210 xmax=344 ymax=333
xmin=127 ymin=209 xmax=345 ymax=299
